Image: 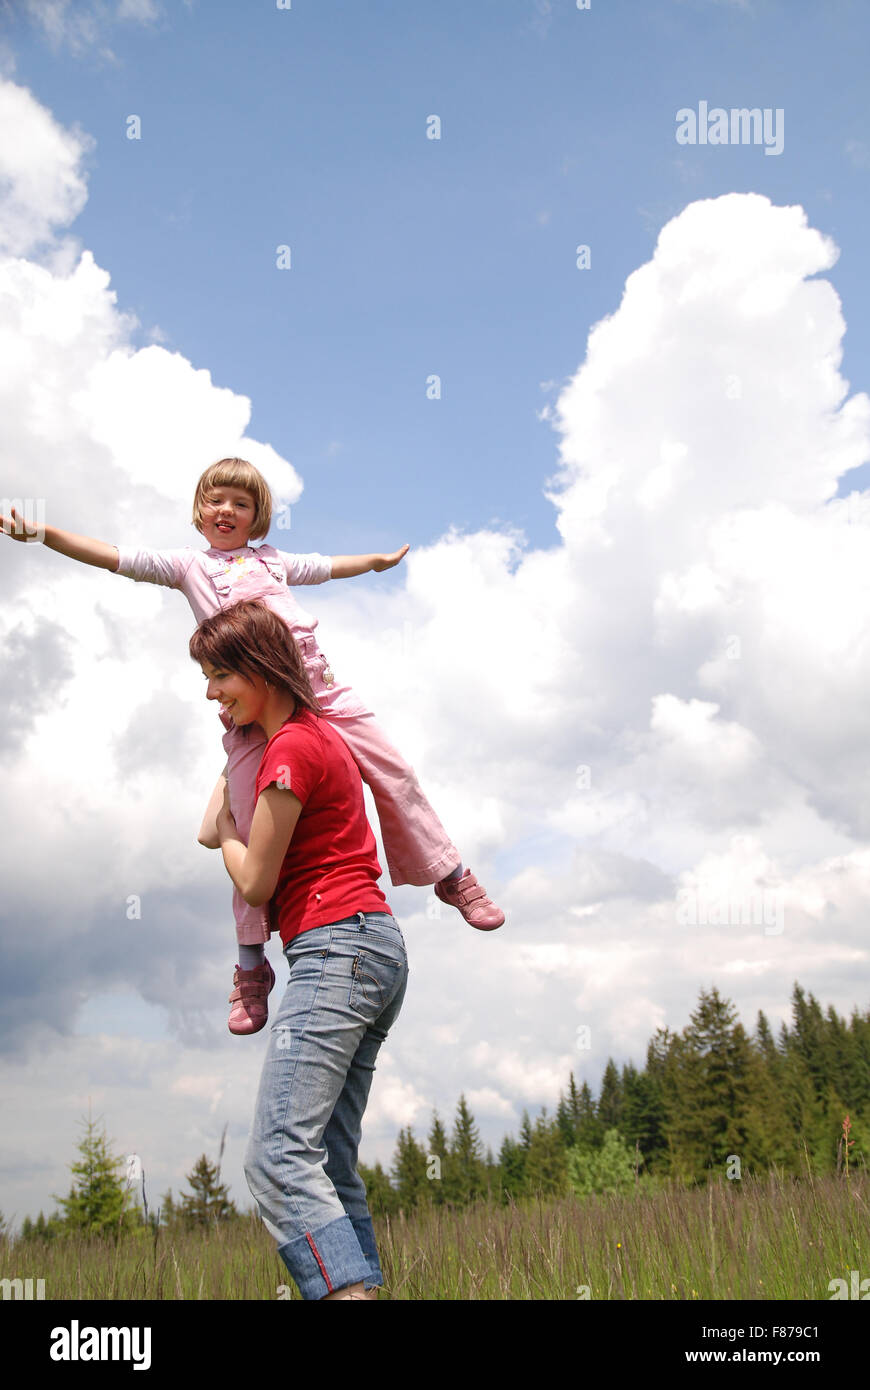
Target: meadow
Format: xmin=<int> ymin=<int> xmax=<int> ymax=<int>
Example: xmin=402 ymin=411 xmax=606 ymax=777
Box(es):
xmin=3 ymin=1169 xmax=868 ymax=1301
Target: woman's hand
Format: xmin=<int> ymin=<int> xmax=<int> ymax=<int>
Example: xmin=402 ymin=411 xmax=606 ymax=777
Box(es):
xmin=216 ymin=781 xmax=238 ymax=842
xmin=371 ymin=544 xmax=409 ymax=572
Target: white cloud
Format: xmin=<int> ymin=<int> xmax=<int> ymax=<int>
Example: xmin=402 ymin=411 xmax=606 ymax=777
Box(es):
xmin=19 ymin=0 xmax=161 ymax=57
xmin=0 ymin=80 xmax=91 ymax=256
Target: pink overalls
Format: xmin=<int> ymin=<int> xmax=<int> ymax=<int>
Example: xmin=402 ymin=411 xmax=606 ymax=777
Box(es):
xmin=114 ymin=541 xmax=460 ymax=943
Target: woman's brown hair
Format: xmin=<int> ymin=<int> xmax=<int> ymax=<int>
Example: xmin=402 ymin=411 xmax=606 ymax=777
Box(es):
xmin=189 ymin=600 xmax=322 ymax=721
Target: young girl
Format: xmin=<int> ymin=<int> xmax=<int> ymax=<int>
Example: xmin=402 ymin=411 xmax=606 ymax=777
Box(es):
xmin=1 ymin=457 xmax=504 ymax=1034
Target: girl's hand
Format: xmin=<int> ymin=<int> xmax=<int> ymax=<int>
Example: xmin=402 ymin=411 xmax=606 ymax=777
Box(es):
xmin=0 ymin=505 xmax=40 ymax=543
xmin=372 ymin=544 xmax=410 ymax=572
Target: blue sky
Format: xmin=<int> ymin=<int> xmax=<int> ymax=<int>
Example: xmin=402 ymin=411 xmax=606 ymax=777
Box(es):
xmin=2 ymin=0 xmax=870 ymax=1228
xmin=4 ymin=0 xmax=869 ymax=561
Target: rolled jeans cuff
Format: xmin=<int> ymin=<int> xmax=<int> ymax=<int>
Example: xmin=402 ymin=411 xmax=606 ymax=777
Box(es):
xmin=350 ymin=1213 xmax=383 ymax=1289
xmin=277 ymin=1215 xmax=373 ymax=1301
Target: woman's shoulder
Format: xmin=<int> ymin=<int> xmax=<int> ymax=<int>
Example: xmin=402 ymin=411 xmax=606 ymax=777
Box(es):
xmin=259 ymin=711 xmax=344 ymax=798
xmin=270 ymin=711 xmax=352 ymax=766
xmin=265 ymin=709 xmax=328 ymax=754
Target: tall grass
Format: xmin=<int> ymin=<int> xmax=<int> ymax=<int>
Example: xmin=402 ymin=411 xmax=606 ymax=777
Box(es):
xmin=3 ymin=1170 xmax=868 ymax=1300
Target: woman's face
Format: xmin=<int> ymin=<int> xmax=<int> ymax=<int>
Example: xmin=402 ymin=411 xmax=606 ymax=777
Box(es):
xmin=200 ymin=659 xmax=266 ymax=726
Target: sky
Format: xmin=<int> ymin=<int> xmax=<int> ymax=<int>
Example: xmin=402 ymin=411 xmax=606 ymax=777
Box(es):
xmin=1 ymin=0 xmax=870 ymax=1229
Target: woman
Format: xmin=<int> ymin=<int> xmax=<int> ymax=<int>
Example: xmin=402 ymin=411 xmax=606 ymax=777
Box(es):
xmin=190 ymin=598 xmax=409 ymax=1301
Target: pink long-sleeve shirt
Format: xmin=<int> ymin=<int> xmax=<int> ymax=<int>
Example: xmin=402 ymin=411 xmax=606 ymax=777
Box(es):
xmin=114 ymin=541 xmax=367 ymax=715
xmin=115 ymin=542 xmax=331 ymax=632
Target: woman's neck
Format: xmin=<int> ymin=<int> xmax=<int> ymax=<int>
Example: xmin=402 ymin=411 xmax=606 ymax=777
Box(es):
xmin=260 ymin=691 xmax=298 ymax=740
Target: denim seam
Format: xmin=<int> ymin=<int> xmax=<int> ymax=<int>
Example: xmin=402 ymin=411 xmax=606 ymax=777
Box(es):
xmin=305 ymin=1232 xmax=334 ymax=1294
xmin=270 ymin=947 xmax=331 ymax=1231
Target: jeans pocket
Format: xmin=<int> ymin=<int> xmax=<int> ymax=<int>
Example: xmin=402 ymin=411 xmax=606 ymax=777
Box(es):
xmin=347 ymin=947 xmax=404 ymax=1021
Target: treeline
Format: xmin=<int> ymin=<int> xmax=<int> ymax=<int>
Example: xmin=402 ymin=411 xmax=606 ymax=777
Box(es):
xmin=357 ymin=982 xmax=870 ymax=1216
xmin=11 ymin=981 xmax=870 ymax=1239
xmin=16 ymin=1122 xmax=239 ymax=1242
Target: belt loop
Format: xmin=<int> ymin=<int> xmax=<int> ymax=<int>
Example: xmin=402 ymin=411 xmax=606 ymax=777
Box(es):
xmin=357 ymin=911 xmax=367 ymax=931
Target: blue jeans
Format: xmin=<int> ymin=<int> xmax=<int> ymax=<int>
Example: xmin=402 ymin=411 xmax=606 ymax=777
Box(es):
xmin=244 ymin=910 xmax=409 ymax=1300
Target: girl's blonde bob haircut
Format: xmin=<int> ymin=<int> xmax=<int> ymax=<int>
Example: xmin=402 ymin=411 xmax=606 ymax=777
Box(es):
xmin=192 ymin=458 xmax=273 ymax=542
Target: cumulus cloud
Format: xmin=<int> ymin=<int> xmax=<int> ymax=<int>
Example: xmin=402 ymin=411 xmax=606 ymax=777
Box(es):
xmin=0 ymin=79 xmax=91 ymax=256
xmin=3 ymin=76 xmax=870 ymax=1221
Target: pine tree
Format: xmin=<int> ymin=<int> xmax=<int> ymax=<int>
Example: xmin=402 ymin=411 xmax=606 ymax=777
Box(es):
xmin=741 ymin=1011 xmax=802 ymax=1175
xmin=597 ymin=1059 xmax=624 ymax=1131
xmin=662 ymin=988 xmax=759 ymax=1183
xmin=574 ymin=1080 xmax=604 ymax=1151
xmin=824 ymin=1004 xmax=859 ymax=1106
xmin=483 ymin=1146 xmax=499 ymax=1202
xmin=159 ymin=1189 xmax=178 ymax=1230
xmin=621 ymin=1059 xmax=668 ymax=1170
xmin=555 ymin=1093 xmax=574 ymax=1148
xmin=178 ymin=1155 xmax=237 ymax=1229
xmin=555 ymin=1072 xmax=584 ymax=1147
xmin=426 ymin=1111 xmax=450 ymax=1206
xmin=790 ymin=984 xmax=830 ymax=1102
xmin=850 ymin=1006 xmax=870 ymax=1109
xmin=497 ymin=1134 xmax=525 ymax=1203
xmin=391 ymin=1127 xmax=428 ymax=1211
xmin=518 ymin=1110 xmax=533 ymax=1152
xmin=447 ymin=1095 xmax=486 ymax=1206
xmin=523 ymin=1109 xmax=570 ymax=1198
xmin=55 ymin=1113 xmax=138 ymax=1237
xmin=755 ymin=1010 xmax=780 ymax=1067
xmin=356 ymin=1162 xmax=400 ymax=1218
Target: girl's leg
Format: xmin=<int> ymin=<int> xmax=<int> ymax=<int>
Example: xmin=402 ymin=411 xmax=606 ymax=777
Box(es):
xmin=326 ymin=711 xmax=460 ymax=886
xmin=221 ymin=720 xmax=271 ymax=945
xmin=220 ymin=720 xmax=275 ymax=1034
xmin=243 ymin=912 xmax=408 ymax=1301
xmin=328 ymin=712 xmax=505 ymax=928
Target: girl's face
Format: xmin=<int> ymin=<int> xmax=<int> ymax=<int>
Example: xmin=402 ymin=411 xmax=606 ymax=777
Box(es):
xmin=200 ymin=659 xmax=266 ymax=727
xmin=200 ymin=486 xmax=258 ymax=549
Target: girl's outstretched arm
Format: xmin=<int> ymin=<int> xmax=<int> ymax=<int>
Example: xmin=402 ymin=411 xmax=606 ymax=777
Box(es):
xmin=329 ymin=544 xmax=409 ymax=579
xmin=1 ymin=507 xmax=119 ymax=571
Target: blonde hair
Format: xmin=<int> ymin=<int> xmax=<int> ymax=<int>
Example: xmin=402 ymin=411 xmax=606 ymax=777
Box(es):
xmin=192 ymin=458 xmax=273 ymax=542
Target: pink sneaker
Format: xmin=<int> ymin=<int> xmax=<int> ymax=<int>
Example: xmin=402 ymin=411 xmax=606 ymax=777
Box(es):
xmin=228 ymin=959 xmax=275 ymax=1035
xmin=434 ymin=869 xmax=505 ymax=930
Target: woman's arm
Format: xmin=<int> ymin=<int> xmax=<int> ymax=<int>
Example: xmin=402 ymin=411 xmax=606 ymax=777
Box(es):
xmin=329 ymin=544 xmax=409 ymax=579
xmin=217 ymin=781 xmax=302 ymax=906
xmin=1 ymin=507 xmax=119 ymax=571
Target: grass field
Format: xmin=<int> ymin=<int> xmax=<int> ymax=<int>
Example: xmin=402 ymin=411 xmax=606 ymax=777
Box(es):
xmin=3 ymin=1168 xmax=869 ymax=1300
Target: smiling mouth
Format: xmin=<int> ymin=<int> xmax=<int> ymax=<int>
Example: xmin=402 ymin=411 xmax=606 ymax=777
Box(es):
xmin=217 ymin=521 xmax=234 ymax=531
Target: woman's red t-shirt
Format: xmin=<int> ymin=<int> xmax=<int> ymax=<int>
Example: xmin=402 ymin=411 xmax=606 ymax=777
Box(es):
xmin=255 ymin=708 xmax=392 ymax=946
